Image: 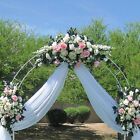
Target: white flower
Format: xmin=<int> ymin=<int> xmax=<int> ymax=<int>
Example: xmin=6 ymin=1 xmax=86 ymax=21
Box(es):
xmin=74 ymin=35 xmax=81 ymax=43
xmin=61 ymin=50 xmax=68 ymax=56
xmin=69 ymin=52 xmax=76 ymax=60
xmin=52 ymin=42 xmax=57 ymax=47
xmin=69 ymin=44 xmax=75 ymax=50
xmin=135 ymin=89 xmax=139 ymax=93
xmin=133 ymin=100 xmax=139 ymax=107
xmin=86 ymin=42 xmax=92 ymax=48
xmin=94 ymin=49 xmax=99 ymax=55
xmin=63 ymin=34 xmax=70 ymax=42
xmin=13 ymin=86 xmax=17 ymax=94
xmin=88 ymin=48 xmax=93 ymax=52
xmin=129 ymin=91 xmax=134 ymax=96
xmin=38 ymin=62 xmax=42 ymax=67
xmin=4 ymin=102 xmax=12 ymax=111
xmin=1 ymin=117 xmax=6 ymax=126
xmin=92 ymin=45 xmax=99 ymax=49
xmin=2 ymin=97 xmax=8 ymax=105
xmin=123 ymin=99 xmax=129 ymax=105
xmin=84 ymin=35 xmax=87 ymax=41
xmin=46 ymin=53 xmax=51 ymax=60
xmin=75 ymin=48 xmax=83 ymax=54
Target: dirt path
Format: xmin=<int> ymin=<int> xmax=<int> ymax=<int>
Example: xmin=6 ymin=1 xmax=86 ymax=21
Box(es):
xmin=16 ymin=123 xmax=117 ymax=140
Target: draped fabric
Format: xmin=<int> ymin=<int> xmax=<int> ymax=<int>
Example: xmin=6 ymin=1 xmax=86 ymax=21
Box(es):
xmin=0 ymin=62 xmax=140 ymax=140
xmin=74 ymin=64 xmax=140 ymax=140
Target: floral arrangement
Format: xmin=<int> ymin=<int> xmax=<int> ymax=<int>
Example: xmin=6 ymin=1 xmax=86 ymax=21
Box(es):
xmin=0 ymin=82 xmax=25 ymax=133
xmin=34 ymin=28 xmax=111 ymax=68
xmin=113 ymin=87 xmax=140 ymax=136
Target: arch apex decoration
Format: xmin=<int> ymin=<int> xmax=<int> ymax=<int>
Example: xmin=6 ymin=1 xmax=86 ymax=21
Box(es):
xmin=0 ymin=28 xmax=140 ymax=140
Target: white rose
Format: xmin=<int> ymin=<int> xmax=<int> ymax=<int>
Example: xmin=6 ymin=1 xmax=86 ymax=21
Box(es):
xmin=52 ymin=42 xmax=57 ymax=47
xmin=69 ymin=44 xmax=75 ymax=50
xmin=123 ymin=99 xmax=129 ymax=105
xmin=12 ymin=102 xmax=18 ymax=106
xmin=74 ymin=35 xmax=81 ymax=43
xmin=69 ymin=52 xmax=76 ymax=60
xmin=2 ymin=97 xmax=8 ymax=104
xmin=4 ymin=102 xmax=12 ymax=111
xmin=63 ymin=34 xmax=70 ymax=42
xmin=46 ymin=53 xmax=51 ymax=60
xmin=86 ymin=42 xmax=92 ymax=48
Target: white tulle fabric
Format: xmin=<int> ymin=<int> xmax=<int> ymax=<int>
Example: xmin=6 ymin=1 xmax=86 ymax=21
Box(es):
xmin=74 ymin=64 xmax=140 ymax=140
xmin=0 ymin=62 xmax=140 ymax=140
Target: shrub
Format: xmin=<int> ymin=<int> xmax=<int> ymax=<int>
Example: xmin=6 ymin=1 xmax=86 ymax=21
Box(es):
xmin=77 ymin=106 xmax=90 ymax=123
xmin=64 ymin=107 xmax=79 ymax=124
xmin=47 ymin=109 xmax=67 ymax=127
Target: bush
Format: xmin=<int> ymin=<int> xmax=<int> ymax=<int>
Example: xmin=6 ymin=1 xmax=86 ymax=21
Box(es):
xmin=47 ymin=109 xmax=67 ymax=127
xmin=64 ymin=107 xmax=79 ymax=124
xmin=77 ymin=106 xmax=90 ymax=123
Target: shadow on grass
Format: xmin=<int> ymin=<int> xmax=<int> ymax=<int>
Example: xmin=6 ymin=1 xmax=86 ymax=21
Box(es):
xmin=15 ymin=124 xmax=116 ymax=140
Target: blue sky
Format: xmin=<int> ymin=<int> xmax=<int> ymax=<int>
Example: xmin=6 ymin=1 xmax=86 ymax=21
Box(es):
xmin=0 ymin=0 xmax=139 ymax=35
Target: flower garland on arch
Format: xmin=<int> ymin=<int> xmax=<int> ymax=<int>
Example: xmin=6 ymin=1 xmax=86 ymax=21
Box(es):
xmin=0 ymin=82 xmax=25 ymax=133
xmin=113 ymin=87 xmax=140 ymax=136
xmin=34 ymin=28 xmax=111 ymax=68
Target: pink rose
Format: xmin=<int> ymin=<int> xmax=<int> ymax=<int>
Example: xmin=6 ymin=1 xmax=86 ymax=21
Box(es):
xmin=53 ymin=45 xmax=61 ymax=52
xmin=118 ymin=108 xmax=125 ymax=114
xmin=12 ymin=95 xmax=18 ymax=102
xmin=81 ymin=50 xmax=90 ymax=58
xmin=127 ymin=95 xmax=133 ymax=101
xmin=78 ymin=42 xmax=86 ymax=49
xmin=16 ymin=114 xmax=21 ymax=121
xmin=94 ymin=61 xmax=100 ymax=67
xmin=59 ymin=42 xmax=67 ymax=49
xmin=54 ymin=59 xmax=60 ymax=65
xmin=134 ymin=118 xmax=140 ymax=125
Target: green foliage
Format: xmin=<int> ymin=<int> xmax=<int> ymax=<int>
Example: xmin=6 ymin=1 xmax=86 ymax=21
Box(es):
xmin=77 ymin=106 xmax=90 ymax=123
xmin=64 ymin=107 xmax=79 ymax=124
xmin=0 ymin=19 xmax=140 ymax=104
xmin=47 ymin=109 xmax=67 ymax=127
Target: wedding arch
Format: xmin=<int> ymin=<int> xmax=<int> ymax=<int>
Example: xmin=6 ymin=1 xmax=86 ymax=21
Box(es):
xmin=0 ymin=28 xmax=140 ymax=140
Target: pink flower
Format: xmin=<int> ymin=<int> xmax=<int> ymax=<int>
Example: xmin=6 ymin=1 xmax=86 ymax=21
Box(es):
xmin=81 ymin=50 xmax=90 ymax=58
xmin=53 ymin=45 xmax=61 ymax=52
xmin=78 ymin=42 xmax=86 ymax=49
xmin=94 ymin=61 xmax=100 ymax=67
xmin=54 ymin=59 xmax=60 ymax=65
xmin=59 ymin=42 xmax=67 ymax=49
xmin=118 ymin=108 xmax=125 ymax=114
xmin=12 ymin=95 xmax=18 ymax=102
xmin=16 ymin=114 xmax=21 ymax=121
xmin=134 ymin=118 xmax=140 ymax=125
xmin=127 ymin=95 xmax=133 ymax=101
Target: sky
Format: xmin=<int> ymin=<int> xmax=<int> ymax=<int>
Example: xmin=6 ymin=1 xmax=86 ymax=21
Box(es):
xmin=0 ymin=0 xmax=139 ymax=35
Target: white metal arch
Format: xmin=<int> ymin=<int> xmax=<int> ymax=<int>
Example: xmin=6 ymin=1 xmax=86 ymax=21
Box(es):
xmin=11 ymin=55 xmax=130 ymax=92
